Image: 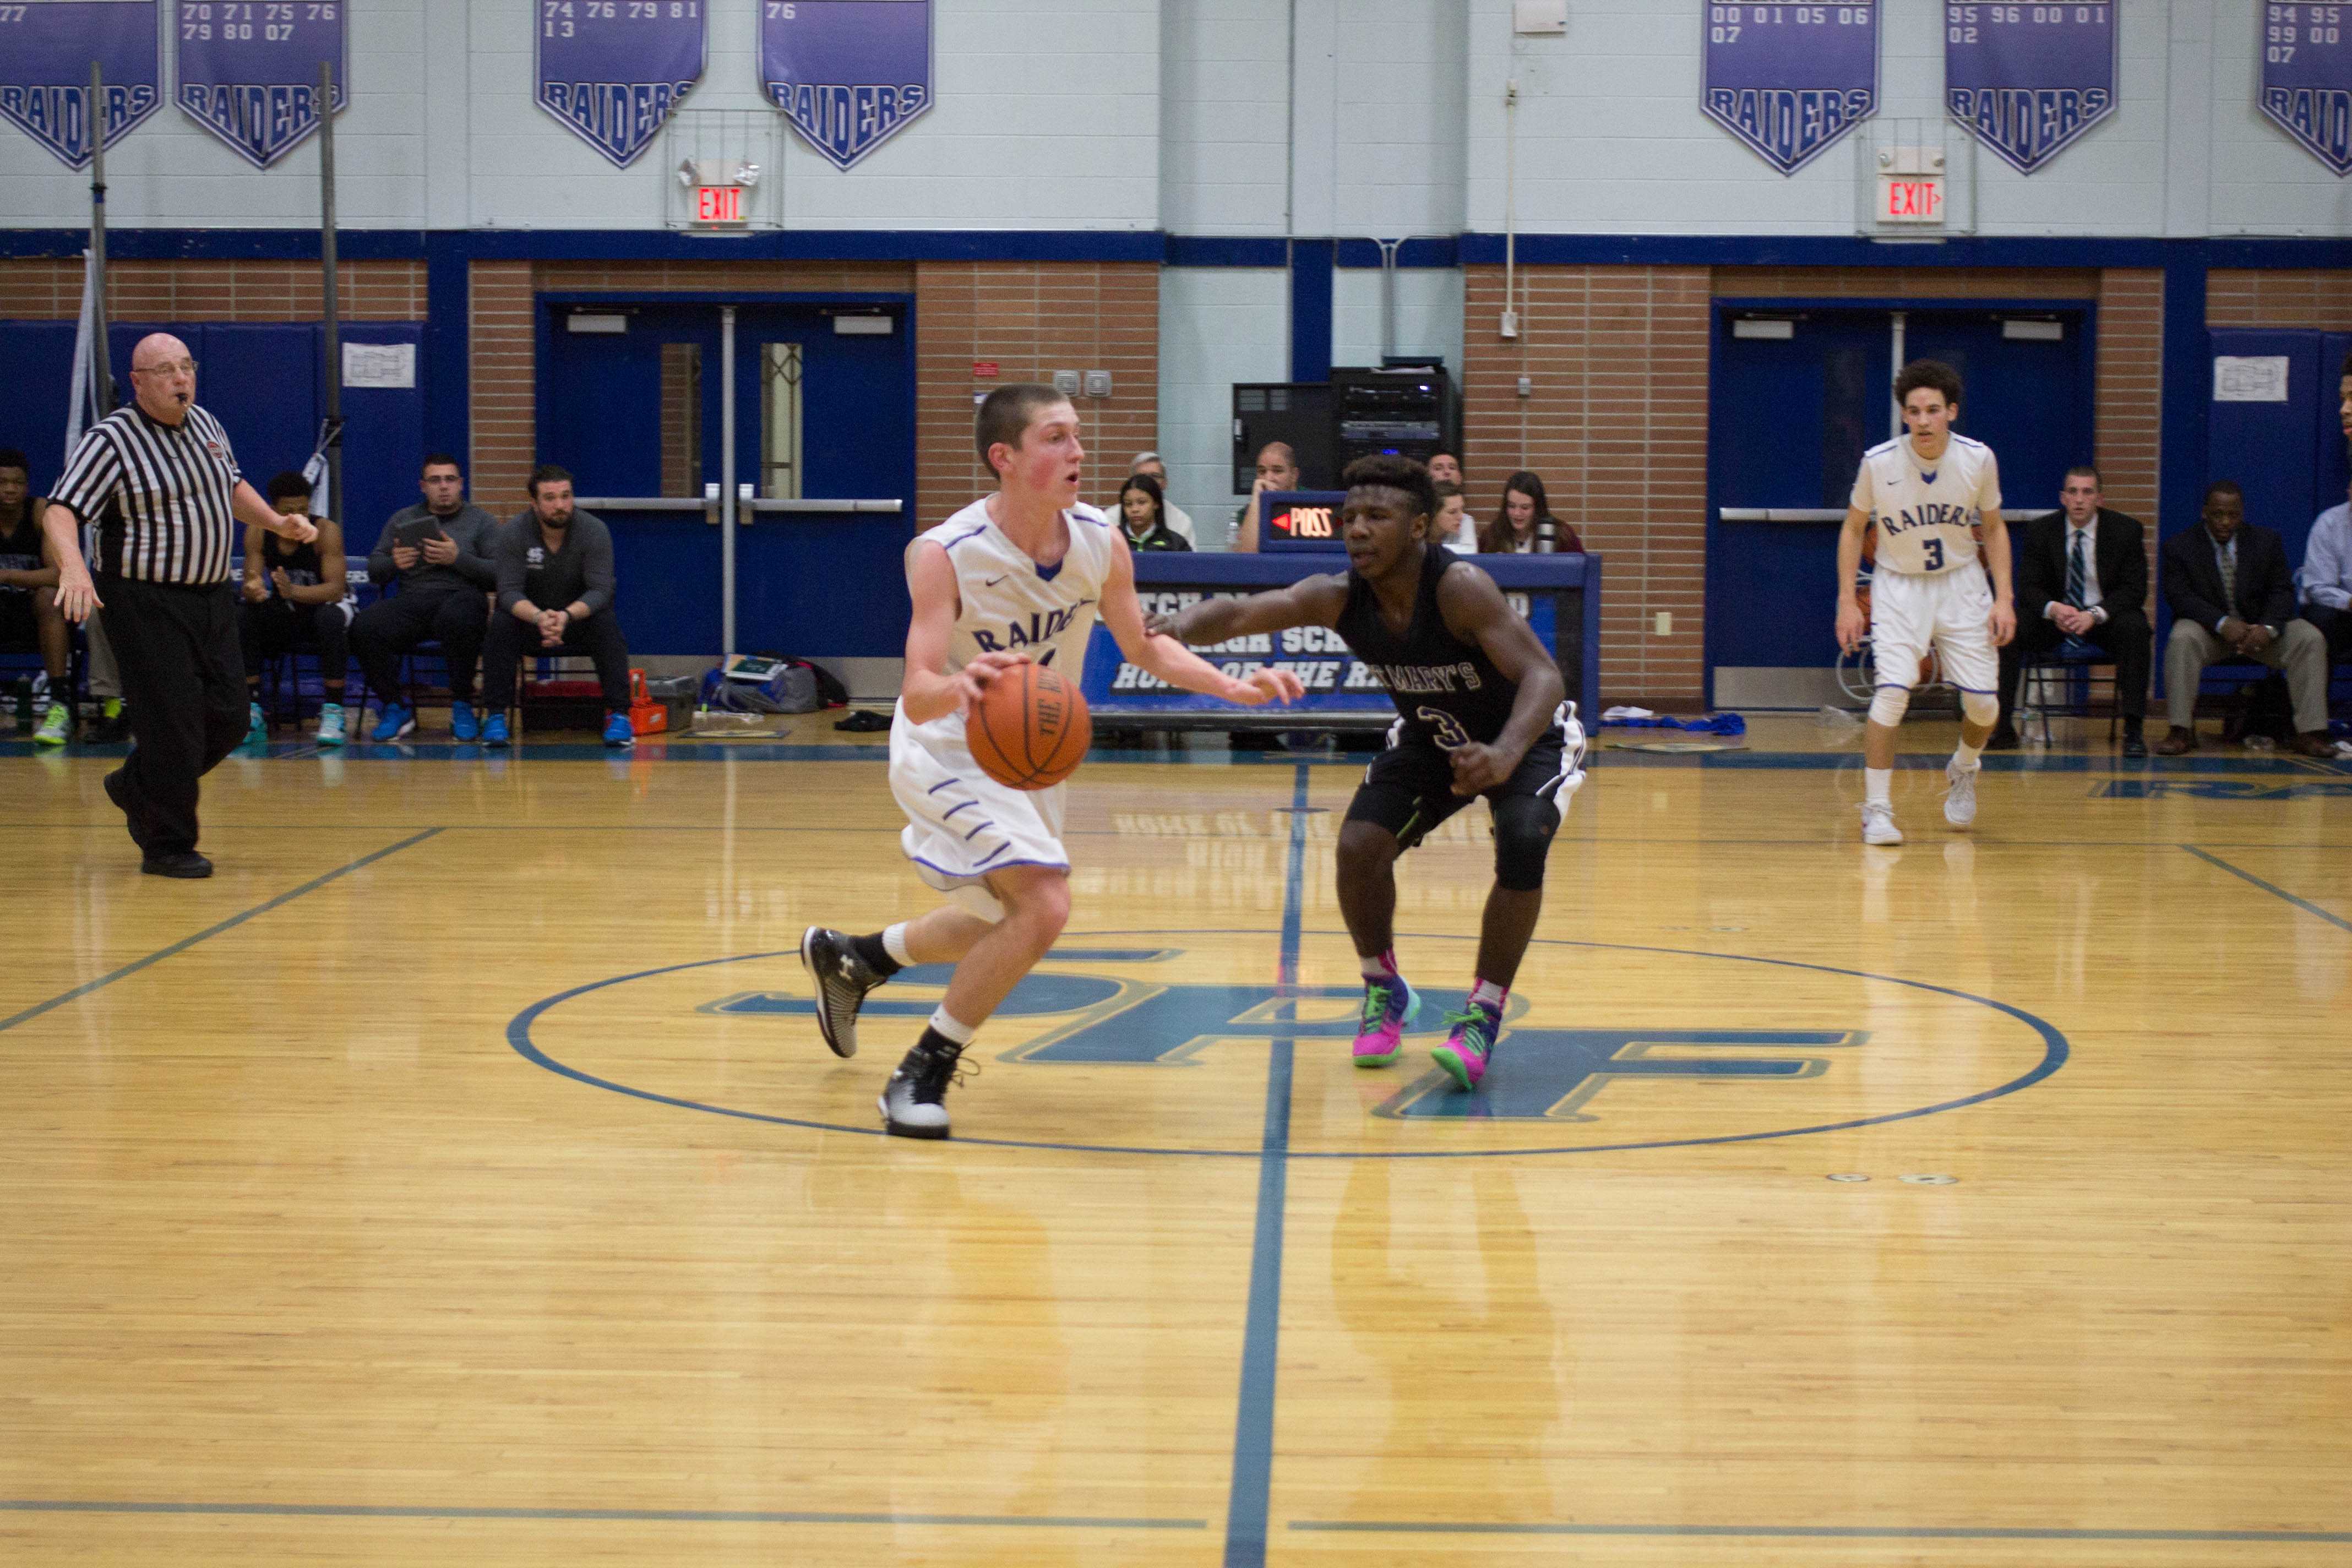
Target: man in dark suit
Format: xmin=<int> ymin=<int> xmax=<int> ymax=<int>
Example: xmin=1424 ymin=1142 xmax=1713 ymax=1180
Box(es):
xmin=2157 ymin=480 xmax=2334 ymax=756
xmin=1991 ymin=465 xmax=2153 ymax=756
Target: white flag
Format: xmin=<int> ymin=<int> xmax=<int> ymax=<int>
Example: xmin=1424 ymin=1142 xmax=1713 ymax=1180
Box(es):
xmin=64 ymin=248 xmax=106 ymax=466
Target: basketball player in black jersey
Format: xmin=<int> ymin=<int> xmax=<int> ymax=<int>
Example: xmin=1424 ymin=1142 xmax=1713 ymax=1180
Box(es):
xmin=1154 ymin=455 xmax=1583 ymax=1089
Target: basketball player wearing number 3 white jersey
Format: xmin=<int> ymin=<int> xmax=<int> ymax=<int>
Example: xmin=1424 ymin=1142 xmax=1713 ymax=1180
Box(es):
xmin=1836 ymin=359 xmax=2016 ymax=847
xmin=798 ymin=385 xmax=1305 ymax=1140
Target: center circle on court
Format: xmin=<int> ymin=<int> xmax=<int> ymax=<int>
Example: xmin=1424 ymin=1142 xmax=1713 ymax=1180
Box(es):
xmin=508 ymin=928 xmax=2067 ymax=1159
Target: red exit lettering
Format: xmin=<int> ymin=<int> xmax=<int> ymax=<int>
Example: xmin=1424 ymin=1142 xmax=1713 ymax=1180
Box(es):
xmin=695 ymin=186 xmax=743 ymax=224
xmin=1882 ymin=178 xmax=1943 ymax=221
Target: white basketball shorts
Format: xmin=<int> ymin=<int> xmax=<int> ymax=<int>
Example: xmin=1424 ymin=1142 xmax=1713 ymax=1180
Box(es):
xmin=1869 ymin=566 xmax=1998 ymax=695
xmin=889 ymin=705 xmax=1070 ymax=919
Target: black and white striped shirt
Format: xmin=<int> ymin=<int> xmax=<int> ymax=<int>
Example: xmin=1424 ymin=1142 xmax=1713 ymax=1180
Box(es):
xmin=50 ymin=402 xmax=243 ymax=585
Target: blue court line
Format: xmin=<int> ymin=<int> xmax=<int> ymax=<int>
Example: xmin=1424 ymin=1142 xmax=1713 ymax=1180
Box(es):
xmin=1288 ymin=1521 xmax=2352 ymax=1543
xmin=0 ymin=1500 xmax=1201 ymax=1529
xmin=0 ymin=829 xmax=444 ymax=1037
xmin=2181 ymin=846 xmax=2352 ymax=934
xmin=1221 ymin=762 xmax=1312 ymax=1568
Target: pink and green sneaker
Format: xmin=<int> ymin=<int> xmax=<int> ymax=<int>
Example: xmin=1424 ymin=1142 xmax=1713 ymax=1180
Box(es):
xmin=1431 ymin=1005 xmax=1501 ymax=1090
xmin=1351 ymin=974 xmax=1420 ymax=1067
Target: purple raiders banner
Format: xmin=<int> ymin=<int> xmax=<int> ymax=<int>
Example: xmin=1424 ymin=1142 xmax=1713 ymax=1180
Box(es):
xmin=1701 ymin=3 xmax=1877 ymax=176
xmin=0 ymin=1 xmax=162 ymax=170
xmin=761 ymin=0 xmax=931 ymax=171
xmin=2261 ymin=4 xmax=2352 ymax=175
xmin=177 ymin=0 xmax=345 ymax=168
xmin=1946 ymin=3 xmax=2116 ymax=175
xmin=537 ymin=0 xmax=704 ymax=169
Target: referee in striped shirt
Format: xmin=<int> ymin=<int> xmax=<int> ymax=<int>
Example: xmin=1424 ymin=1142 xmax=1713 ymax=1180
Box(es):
xmin=42 ymin=333 xmax=318 ymax=878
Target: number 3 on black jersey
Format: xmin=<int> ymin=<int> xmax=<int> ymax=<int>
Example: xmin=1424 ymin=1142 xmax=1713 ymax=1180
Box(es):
xmin=1417 ymin=706 xmax=1471 ymax=750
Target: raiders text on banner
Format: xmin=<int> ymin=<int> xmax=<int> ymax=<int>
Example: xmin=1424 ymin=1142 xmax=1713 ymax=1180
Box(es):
xmin=1701 ymin=3 xmax=1877 ymax=176
xmin=0 ymin=0 xmax=161 ymax=170
xmin=761 ymin=0 xmax=932 ymax=171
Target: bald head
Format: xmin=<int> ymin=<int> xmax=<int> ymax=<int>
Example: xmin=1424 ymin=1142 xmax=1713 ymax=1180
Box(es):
xmin=129 ymin=333 xmax=195 ymax=424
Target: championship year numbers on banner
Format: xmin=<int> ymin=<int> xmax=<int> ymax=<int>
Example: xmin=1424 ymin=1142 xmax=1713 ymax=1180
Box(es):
xmin=1946 ymin=3 xmax=2116 ymax=174
xmin=177 ymin=0 xmax=345 ymax=167
xmin=1701 ymin=4 xmax=1878 ymax=177
xmin=2261 ymin=4 xmax=2352 ymax=173
xmin=536 ymin=0 xmax=705 ymax=167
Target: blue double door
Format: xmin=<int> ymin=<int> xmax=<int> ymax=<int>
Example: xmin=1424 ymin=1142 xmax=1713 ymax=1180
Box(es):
xmin=1706 ymin=306 xmax=2095 ymax=699
xmin=538 ymin=298 xmax=916 ymax=660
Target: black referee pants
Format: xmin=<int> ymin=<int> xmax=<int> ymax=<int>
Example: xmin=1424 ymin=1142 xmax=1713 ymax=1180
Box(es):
xmin=101 ymin=577 xmax=247 ymax=858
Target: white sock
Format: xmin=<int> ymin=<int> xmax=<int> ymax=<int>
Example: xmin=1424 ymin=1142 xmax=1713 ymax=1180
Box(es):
xmin=1469 ymin=979 xmax=1507 ymax=1012
xmin=1952 ymin=739 xmax=1984 ymax=771
xmin=882 ymin=922 xmax=914 ymax=967
xmin=1865 ymin=767 xmax=1893 ymax=807
xmin=927 ymin=1006 xmax=977 ymax=1046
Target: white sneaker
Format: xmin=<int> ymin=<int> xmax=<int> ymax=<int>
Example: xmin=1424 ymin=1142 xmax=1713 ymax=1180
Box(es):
xmin=315 ymin=703 xmax=347 ymax=748
xmin=1942 ymin=759 xmax=1979 ymax=829
xmin=1859 ymin=801 xmax=1903 ymax=846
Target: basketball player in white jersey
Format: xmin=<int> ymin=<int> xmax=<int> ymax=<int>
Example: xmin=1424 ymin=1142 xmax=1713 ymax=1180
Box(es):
xmin=1836 ymin=359 xmax=2015 ymax=845
xmin=801 ymin=385 xmax=1304 ymax=1139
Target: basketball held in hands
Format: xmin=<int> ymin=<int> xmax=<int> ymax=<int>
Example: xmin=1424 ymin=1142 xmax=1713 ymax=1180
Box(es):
xmin=968 ymin=661 xmax=1091 ymax=791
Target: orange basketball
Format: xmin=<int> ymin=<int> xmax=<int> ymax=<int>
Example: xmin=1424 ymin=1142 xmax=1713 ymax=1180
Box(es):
xmin=968 ymin=661 xmax=1091 ymax=791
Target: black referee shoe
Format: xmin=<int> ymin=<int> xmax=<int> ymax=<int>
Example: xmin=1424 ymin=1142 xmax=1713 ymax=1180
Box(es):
xmin=140 ymin=852 xmax=213 ymax=879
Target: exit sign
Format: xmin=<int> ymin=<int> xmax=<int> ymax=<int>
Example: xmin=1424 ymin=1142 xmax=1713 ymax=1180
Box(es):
xmin=693 ymin=184 xmax=745 ymax=227
xmin=1878 ymin=175 xmax=1944 ymax=225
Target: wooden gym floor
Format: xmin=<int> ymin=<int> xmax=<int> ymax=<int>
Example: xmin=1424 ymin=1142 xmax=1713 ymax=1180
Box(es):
xmin=1 ymin=715 xmax=2346 ymax=1565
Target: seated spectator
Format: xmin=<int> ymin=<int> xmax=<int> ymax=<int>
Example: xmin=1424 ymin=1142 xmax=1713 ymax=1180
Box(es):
xmin=2299 ymin=471 xmax=2352 ymax=662
xmin=1991 ymin=465 xmax=2153 ymax=756
xmin=1433 ymin=481 xmax=1474 ymax=554
xmin=239 ymin=470 xmax=352 ymax=747
xmin=1479 ymin=470 xmax=1582 ymax=553
xmin=2156 ymin=481 xmax=2333 ymax=756
xmin=480 ymin=466 xmax=633 ymax=749
xmin=1232 ymin=442 xmax=1300 ymax=553
xmin=1115 ymin=473 xmax=1192 ymax=552
xmin=1428 ymin=452 xmax=1481 ymax=549
xmin=1128 ymin=453 xmax=1196 ymax=543
xmin=0 ymin=447 xmax=73 ymax=745
xmin=351 ymin=453 xmax=500 ymax=742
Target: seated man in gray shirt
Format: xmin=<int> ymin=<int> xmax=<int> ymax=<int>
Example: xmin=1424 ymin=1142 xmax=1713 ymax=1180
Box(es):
xmin=351 ymin=453 xmax=501 ymax=741
xmin=480 ymin=465 xmax=634 ymax=749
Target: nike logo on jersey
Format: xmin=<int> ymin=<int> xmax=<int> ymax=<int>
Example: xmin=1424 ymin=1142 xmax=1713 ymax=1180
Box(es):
xmin=983 ymin=575 xmax=1009 ymax=586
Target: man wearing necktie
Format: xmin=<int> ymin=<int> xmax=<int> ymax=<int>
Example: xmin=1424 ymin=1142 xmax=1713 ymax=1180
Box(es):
xmin=1992 ymin=466 xmax=2153 ymax=756
xmin=2156 ymin=481 xmax=2334 ymax=756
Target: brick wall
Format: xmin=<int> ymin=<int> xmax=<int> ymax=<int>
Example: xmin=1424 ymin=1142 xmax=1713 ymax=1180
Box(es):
xmin=2207 ymin=269 xmax=2352 ymax=330
xmin=467 ymin=261 xmax=535 ymax=504
xmin=0 ymin=258 xmax=424 ymax=321
xmin=1462 ymin=264 xmax=1711 ymax=706
xmin=913 ymin=261 xmax=1159 ymax=528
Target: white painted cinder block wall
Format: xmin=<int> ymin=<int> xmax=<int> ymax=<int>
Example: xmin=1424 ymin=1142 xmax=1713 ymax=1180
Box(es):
xmin=4 ymin=2 xmax=2346 ymax=236
xmin=0 ymin=0 xmax=1162 ymax=230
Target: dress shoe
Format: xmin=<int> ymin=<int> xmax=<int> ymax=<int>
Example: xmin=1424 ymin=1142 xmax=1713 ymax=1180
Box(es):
xmin=1983 ymin=726 xmax=2022 ymax=752
xmin=2152 ymin=727 xmax=2198 ymax=756
xmin=140 ymin=851 xmax=213 ymax=879
xmin=2289 ymin=732 xmax=2340 ymax=758
xmin=101 ymin=767 xmax=150 ymax=850
xmin=2120 ymin=731 xmax=2149 ymax=758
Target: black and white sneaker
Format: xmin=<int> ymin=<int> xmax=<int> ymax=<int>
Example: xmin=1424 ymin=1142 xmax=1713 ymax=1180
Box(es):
xmin=799 ymin=926 xmax=889 ymax=1058
xmin=878 ymin=1039 xmax=969 ymax=1140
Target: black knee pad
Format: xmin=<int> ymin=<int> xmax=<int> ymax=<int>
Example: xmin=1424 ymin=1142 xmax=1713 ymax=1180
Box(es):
xmin=1490 ymin=795 xmax=1560 ymax=891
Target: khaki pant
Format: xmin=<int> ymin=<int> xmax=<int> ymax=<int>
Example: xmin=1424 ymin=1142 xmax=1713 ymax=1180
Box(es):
xmin=2163 ymin=617 xmax=2329 ymax=732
